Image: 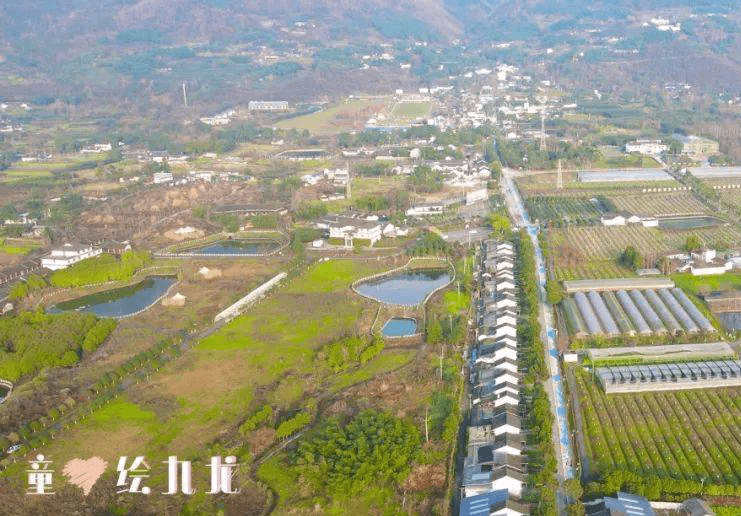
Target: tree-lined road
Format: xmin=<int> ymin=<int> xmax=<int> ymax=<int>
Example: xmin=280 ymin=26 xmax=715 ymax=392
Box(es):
xmin=500 ymin=168 xmax=574 ymax=510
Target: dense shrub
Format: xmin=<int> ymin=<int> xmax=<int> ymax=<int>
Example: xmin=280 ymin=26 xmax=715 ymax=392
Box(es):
xmin=0 ymin=311 xmax=116 ymax=381
xmin=297 ymin=411 xmax=420 ymax=497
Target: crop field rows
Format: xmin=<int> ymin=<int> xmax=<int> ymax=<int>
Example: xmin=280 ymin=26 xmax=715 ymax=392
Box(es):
xmin=516 ymin=172 xmax=679 ymax=196
xmin=525 ymin=196 xmax=604 ymax=225
xmin=554 ymin=262 xmax=635 ymax=281
xmin=610 ymin=193 xmax=708 ymax=217
xmin=575 ymin=369 xmax=741 ymax=488
xmin=717 ymin=189 xmax=741 ymax=209
xmin=554 ymin=225 xmax=741 ymax=261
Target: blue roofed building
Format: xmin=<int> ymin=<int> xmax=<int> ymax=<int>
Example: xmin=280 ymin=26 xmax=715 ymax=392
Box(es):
xmin=586 ymin=492 xmax=655 ymax=516
xmin=460 ymin=490 xmax=528 ymax=516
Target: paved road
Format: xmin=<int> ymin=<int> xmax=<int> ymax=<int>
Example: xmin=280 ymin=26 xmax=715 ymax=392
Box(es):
xmin=442 ymin=227 xmax=488 ymax=245
xmin=500 ymin=169 xmax=574 ymax=509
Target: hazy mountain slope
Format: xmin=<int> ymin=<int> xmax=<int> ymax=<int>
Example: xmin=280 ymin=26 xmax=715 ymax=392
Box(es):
xmin=2 ymin=0 xmax=741 ymax=109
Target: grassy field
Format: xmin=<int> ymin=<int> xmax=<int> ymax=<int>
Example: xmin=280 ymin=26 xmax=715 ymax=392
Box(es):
xmin=592 ymin=153 xmax=660 ymax=169
xmin=574 ymin=367 xmax=741 ymax=493
xmin=516 ymin=171 xmax=679 ymax=196
xmin=9 ymin=259 xmax=430 ymax=504
xmin=274 ymin=98 xmax=389 ymax=135
xmin=0 ymin=238 xmax=39 ymax=255
xmin=389 ymin=100 xmax=433 ymax=121
xmin=323 ymin=175 xmax=407 ymax=213
xmin=673 ymin=272 xmax=741 ymax=296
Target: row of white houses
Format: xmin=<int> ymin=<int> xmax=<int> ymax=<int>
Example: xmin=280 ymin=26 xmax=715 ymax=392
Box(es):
xmin=460 ymin=239 xmax=527 ymax=516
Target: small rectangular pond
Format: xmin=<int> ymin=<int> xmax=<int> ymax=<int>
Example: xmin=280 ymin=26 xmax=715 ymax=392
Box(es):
xmin=381 ymin=317 xmax=418 ymax=337
xmin=658 ymin=216 xmax=722 ymax=230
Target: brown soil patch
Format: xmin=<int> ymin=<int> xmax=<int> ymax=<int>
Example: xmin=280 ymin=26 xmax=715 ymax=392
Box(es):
xmin=403 ymin=463 xmax=447 ymax=493
xmin=249 ymin=427 xmax=276 ymax=456
xmin=163 ymin=227 xmax=205 ymax=241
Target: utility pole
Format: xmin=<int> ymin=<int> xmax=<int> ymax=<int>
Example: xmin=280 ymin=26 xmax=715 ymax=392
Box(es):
xmin=182 ymin=82 xmax=188 ymax=107
xmin=557 ymin=159 xmax=563 ymax=190
xmin=346 ymin=162 xmax=351 ymax=199
xmin=439 ymin=350 xmax=443 ymax=380
xmin=424 ymin=407 xmax=429 ymax=442
xmin=540 ymin=109 xmax=546 ymax=151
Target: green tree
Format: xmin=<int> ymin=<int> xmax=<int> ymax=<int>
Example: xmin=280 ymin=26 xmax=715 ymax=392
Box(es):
xmin=684 ymin=234 xmax=702 ymax=252
xmin=566 ymin=503 xmax=586 ymax=516
xmin=407 ymin=165 xmax=443 ymax=193
xmin=618 ymin=245 xmax=641 ymax=270
xmin=427 ymin=318 xmax=443 ymax=344
xmin=545 ymin=279 xmax=564 ymax=304
xmin=488 ymin=214 xmax=511 ymax=238
xmin=0 ymin=203 xmax=17 ymax=221
xmin=563 ymin=478 xmax=584 ymax=501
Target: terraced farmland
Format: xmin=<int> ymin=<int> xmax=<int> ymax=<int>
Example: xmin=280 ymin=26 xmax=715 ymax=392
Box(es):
xmin=525 ymin=196 xmax=605 ymax=225
xmin=575 ymin=368 xmax=741 ymax=493
xmin=610 ymin=192 xmax=708 ymax=217
xmin=553 ymin=225 xmax=741 ymax=261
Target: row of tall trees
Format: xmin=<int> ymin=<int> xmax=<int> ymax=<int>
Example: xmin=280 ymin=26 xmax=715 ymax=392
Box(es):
xmin=514 ymin=230 xmax=558 ymax=516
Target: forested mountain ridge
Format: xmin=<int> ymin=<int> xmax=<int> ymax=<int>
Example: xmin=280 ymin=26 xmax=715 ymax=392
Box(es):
xmin=2 ymin=0 xmax=741 ymax=111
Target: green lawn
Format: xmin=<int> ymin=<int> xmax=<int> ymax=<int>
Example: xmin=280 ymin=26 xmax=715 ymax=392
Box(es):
xmin=28 ymin=259 xmax=401 ymax=481
xmin=391 ymin=101 xmax=432 ymax=119
xmin=673 ymin=272 xmax=741 ymax=295
xmin=275 ymin=98 xmax=389 ymax=134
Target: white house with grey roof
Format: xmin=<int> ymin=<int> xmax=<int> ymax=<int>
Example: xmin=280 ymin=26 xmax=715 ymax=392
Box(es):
xmin=316 ymin=215 xmax=382 ymax=246
xmin=41 ymin=242 xmax=102 ymax=270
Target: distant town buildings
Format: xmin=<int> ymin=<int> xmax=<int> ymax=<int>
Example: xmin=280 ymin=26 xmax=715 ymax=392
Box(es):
xmin=625 ymin=139 xmax=668 ymax=155
xmin=80 ymin=143 xmax=112 ymax=154
xmin=406 ymin=204 xmax=444 ymax=217
xmin=199 ymin=109 xmax=235 ymax=126
xmin=153 ymin=172 xmax=174 ymax=184
xmin=248 ymin=101 xmax=289 ymax=111
xmin=323 ymin=168 xmax=349 ymax=186
xmin=675 ymin=135 xmax=720 ymax=159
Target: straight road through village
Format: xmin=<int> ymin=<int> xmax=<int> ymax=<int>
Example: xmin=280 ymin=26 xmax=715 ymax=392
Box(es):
xmin=500 ymin=169 xmax=574 ymax=510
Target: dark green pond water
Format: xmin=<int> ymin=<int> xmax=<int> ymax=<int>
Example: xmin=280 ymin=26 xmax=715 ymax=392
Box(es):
xmin=50 ymin=276 xmax=176 ymax=318
xmin=658 ymin=216 xmax=722 ymax=230
xmin=355 ymin=269 xmax=450 ymax=306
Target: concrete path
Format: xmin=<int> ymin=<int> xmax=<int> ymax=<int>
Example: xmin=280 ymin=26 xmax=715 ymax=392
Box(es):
xmin=500 ymin=169 xmax=575 ymax=511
